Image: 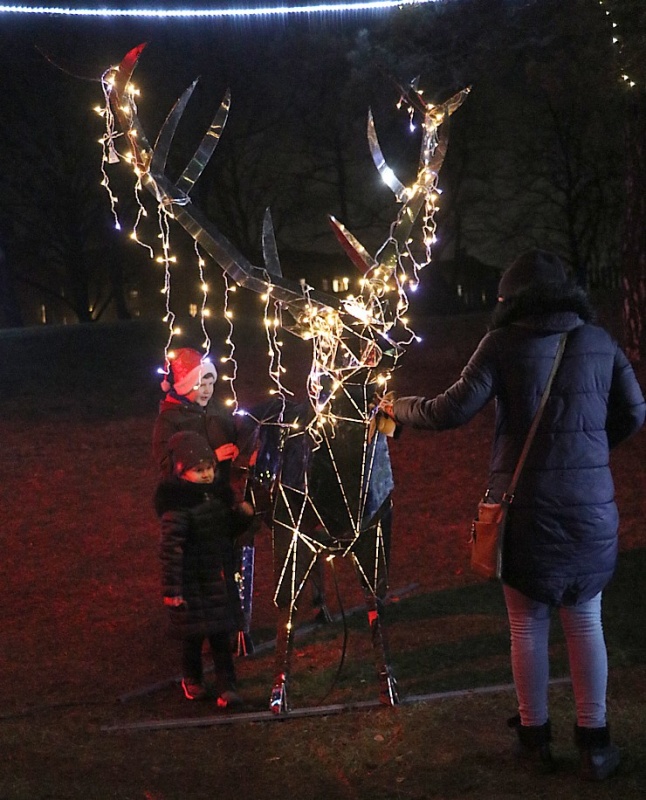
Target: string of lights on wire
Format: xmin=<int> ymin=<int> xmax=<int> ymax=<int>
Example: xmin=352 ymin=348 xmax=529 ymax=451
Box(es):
xmin=98 ymin=44 xmax=468 ymax=658
xmin=97 ymin=50 xmax=467 ymax=416
xmin=97 ymin=69 xmax=221 ymax=397
xmin=0 ymin=1 xmax=439 ymax=18
xmin=97 ymin=65 xmax=308 ymax=408
xmin=599 ymin=0 xmax=640 ymax=90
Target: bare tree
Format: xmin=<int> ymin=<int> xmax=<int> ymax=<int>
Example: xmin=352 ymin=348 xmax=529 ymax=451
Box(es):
xmin=601 ymin=0 xmax=646 ymax=362
xmin=476 ymin=28 xmax=623 ymax=287
xmin=0 ymin=40 xmax=142 ymax=324
xmin=0 ymin=238 xmax=23 ymax=327
xmin=621 ymin=91 xmax=646 ymax=362
xmin=364 ymin=1 xmax=623 ymax=275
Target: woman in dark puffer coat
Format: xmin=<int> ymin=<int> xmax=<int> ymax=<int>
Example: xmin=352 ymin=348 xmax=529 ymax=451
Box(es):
xmin=382 ymin=250 xmax=645 ymax=779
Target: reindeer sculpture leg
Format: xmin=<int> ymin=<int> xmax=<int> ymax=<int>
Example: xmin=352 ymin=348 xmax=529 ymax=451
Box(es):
xmin=310 ymin=555 xmax=333 ymax=624
xmin=235 ymin=543 xmax=255 ymax=657
xmin=351 ymin=500 xmax=399 ymax=705
xmin=365 ymin=591 xmax=399 ymax=706
xmin=270 ymin=520 xmax=326 ymax=714
xmin=270 ymin=607 xmax=296 ymax=714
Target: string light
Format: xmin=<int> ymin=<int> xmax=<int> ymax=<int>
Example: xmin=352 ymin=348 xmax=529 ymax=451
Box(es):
xmin=220 ymin=274 xmax=239 ymax=411
xmin=175 ymin=83 xmax=464 ymax=453
xmin=257 ymin=85 xmax=471 ymax=597
xmin=261 ymin=289 xmax=293 ymax=404
xmin=194 ymin=243 xmax=211 ymax=356
xmin=98 ymin=67 xmax=229 ymax=392
xmin=599 ymin=0 xmax=640 ymax=90
xmin=0 ymin=1 xmax=440 ymax=19
xmin=100 ymin=44 xmax=464 ymax=653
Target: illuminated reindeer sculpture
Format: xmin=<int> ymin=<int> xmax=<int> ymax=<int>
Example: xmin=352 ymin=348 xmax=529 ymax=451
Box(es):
xmin=105 ymin=44 xmax=467 ymax=713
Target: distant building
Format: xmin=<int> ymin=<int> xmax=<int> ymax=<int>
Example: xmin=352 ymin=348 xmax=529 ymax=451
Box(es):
xmin=280 ymin=249 xmax=501 ymax=316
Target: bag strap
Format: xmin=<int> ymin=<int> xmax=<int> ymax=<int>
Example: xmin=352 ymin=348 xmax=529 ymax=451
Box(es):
xmin=503 ymin=332 xmax=568 ymax=504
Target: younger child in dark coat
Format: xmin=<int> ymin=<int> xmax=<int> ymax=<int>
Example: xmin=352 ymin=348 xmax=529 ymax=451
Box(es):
xmin=154 ymin=430 xmax=254 ymax=707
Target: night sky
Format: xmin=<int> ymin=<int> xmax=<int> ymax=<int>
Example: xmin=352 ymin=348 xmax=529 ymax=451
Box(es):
xmin=0 ymin=1 xmax=633 ymax=328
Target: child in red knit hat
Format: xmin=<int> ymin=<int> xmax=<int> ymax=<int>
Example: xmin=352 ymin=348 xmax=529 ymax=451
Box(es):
xmin=152 ymin=348 xmax=240 ymax=484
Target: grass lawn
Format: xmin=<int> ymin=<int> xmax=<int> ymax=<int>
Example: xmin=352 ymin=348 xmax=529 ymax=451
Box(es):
xmin=1 ymin=311 xmax=644 ymax=799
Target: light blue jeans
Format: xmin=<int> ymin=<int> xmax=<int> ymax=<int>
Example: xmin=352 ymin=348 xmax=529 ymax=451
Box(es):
xmin=503 ymin=585 xmax=608 ymax=728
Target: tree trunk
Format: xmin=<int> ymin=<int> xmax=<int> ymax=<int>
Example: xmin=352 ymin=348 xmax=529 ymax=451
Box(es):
xmin=0 ymin=243 xmax=24 ymax=328
xmin=107 ymin=246 xmax=132 ymax=321
xmin=621 ymin=91 xmax=646 ymax=363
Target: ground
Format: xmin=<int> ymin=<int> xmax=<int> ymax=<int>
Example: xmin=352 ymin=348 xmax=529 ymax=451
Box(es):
xmin=1 ymin=310 xmax=644 ymax=800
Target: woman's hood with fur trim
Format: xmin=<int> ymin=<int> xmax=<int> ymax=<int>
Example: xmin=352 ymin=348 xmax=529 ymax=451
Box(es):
xmin=490 ymin=282 xmax=595 ymax=330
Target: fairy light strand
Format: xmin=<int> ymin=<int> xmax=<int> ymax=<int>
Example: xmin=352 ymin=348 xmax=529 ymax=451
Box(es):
xmin=156 ymin=202 xmax=183 ymax=372
xmin=0 ymin=1 xmax=439 ymax=19
xmin=261 ymin=290 xmax=293 ymax=404
xmin=194 ymin=242 xmax=211 ymax=356
xmin=599 ymin=0 xmax=640 ymax=90
xmin=98 ymin=43 xmax=458 ymax=430
xmin=98 ymin=67 xmax=235 ymax=394
xmin=99 ymin=48 xmax=457 ymax=633
xmin=264 ymin=88 xmax=466 ymax=583
xmin=221 ymin=274 xmax=239 ymax=411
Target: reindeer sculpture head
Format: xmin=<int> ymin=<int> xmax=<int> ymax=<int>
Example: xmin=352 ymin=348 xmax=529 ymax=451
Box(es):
xmin=103 ymin=44 xmax=467 ymax=713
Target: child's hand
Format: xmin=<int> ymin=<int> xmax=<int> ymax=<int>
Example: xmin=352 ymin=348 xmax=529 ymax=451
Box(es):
xmin=163 ymin=596 xmax=186 ymax=608
xmin=367 ymin=392 xmax=401 ymax=441
xmin=238 ymin=500 xmax=254 ymax=518
xmin=378 ymin=392 xmax=397 ymax=420
xmin=215 ymin=443 xmax=240 ymax=462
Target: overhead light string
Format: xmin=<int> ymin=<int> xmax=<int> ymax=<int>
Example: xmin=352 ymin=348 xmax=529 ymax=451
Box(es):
xmin=0 ymin=1 xmax=441 ymax=20
xmin=598 ymin=0 xmax=640 ymax=90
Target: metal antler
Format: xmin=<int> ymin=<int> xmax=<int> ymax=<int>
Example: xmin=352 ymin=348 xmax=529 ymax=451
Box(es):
xmin=108 ymin=43 xmax=345 ymax=323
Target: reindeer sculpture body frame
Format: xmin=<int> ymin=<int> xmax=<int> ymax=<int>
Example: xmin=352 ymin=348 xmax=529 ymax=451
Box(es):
xmin=105 ymin=44 xmax=467 ymax=713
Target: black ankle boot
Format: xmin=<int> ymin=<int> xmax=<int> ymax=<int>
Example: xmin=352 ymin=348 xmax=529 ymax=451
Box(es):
xmin=507 ymin=714 xmax=555 ymax=772
xmin=574 ymin=724 xmax=620 ymax=781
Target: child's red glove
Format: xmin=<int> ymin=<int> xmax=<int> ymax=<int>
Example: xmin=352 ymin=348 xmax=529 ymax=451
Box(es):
xmin=163 ymin=596 xmax=186 ymax=607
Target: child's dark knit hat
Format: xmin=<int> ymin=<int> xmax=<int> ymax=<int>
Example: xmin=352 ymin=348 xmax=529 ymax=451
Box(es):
xmin=498 ymin=249 xmax=568 ymax=301
xmin=168 ymin=431 xmax=215 ymax=476
xmin=161 ymin=348 xmax=217 ymax=395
